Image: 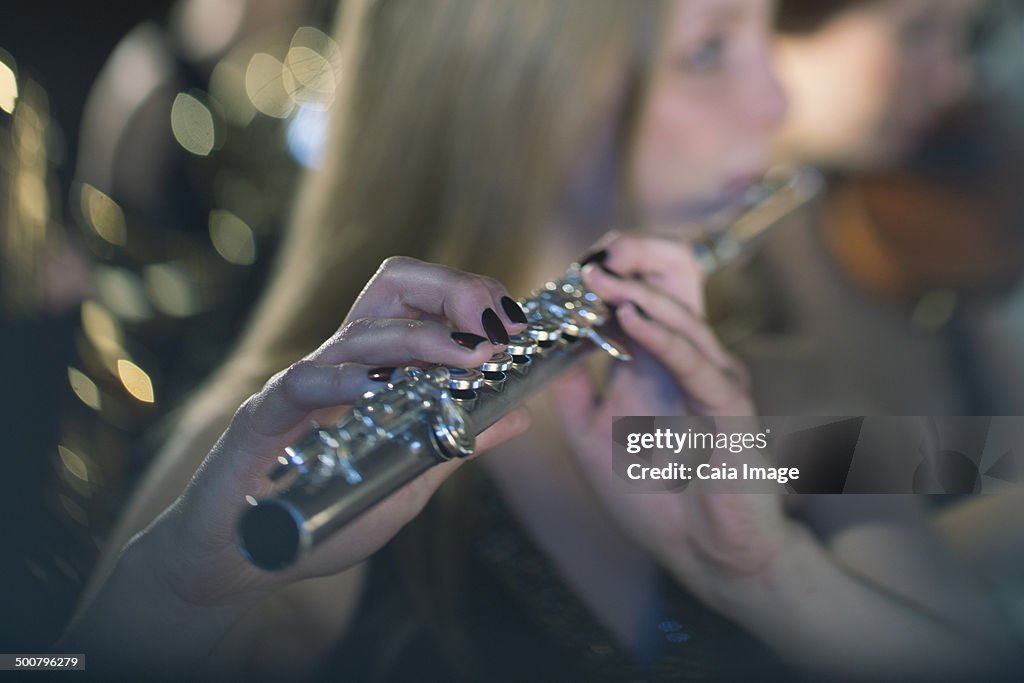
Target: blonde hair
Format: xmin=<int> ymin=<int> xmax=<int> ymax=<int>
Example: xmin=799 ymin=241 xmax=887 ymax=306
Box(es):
xmin=182 ymin=0 xmax=668 ymax=413
xmin=163 ymin=0 xmax=671 ymax=672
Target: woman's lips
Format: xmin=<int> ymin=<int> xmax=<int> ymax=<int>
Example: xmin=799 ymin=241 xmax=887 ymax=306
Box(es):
xmin=648 ymin=173 xmax=765 ymax=226
xmin=720 ymin=173 xmax=763 ymax=197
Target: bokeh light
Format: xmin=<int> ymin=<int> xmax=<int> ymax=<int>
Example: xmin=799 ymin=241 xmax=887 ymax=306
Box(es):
xmin=170 ymin=91 xmax=217 ymax=157
xmin=116 ymin=359 xmax=155 ymax=404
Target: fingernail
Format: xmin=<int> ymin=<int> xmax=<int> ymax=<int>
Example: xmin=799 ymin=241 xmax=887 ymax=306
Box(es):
xmin=630 ymin=301 xmax=651 ymax=320
xmin=580 ymin=249 xmax=621 ymax=278
xmin=451 ymin=332 xmax=487 ymax=350
xmin=501 ymin=296 xmax=528 ymax=324
xmin=580 ymin=249 xmax=608 ymax=267
xmin=367 ymin=367 xmax=395 ymax=382
xmin=481 ymin=308 xmax=510 ymax=345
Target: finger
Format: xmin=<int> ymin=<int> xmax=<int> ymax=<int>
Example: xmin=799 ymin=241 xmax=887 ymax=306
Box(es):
xmin=475 ymin=406 xmax=533 ymax=453
xmin=224 ymin=360 xmax=377 ymax=454
xmin=335 ymin=406 xmax=533 ymax=540
xmin=198 ymin=361 xmax=377 ymax=492
xmin=345 ymin=256 xmax=526 ymax=344
xmin=598 ymin=234 xmax=707 ymax=318
xmin=616 ymin=303 xmax=748 ymax=415
xmin=582 ymin=264 xmax=732 ymax=368
xmin=310 ymin=317 xmax=503 ymax=369
xmin=477 ymin=275 xmax=530 ymax=328
xmin=550 ymin=363 xmax=599 ymax=433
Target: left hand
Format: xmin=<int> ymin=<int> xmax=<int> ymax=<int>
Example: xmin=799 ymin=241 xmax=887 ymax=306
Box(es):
xmin=551 ymin=232 xmax=789 ymax=600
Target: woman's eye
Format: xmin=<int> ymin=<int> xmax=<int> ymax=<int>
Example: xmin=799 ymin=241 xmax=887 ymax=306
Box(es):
xmin=679 ymin=35 xmax=727 ymax=73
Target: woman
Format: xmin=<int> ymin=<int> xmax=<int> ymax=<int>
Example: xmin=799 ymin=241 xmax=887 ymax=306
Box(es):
xmin=60 ymin=1 xmax=1016 ymax=680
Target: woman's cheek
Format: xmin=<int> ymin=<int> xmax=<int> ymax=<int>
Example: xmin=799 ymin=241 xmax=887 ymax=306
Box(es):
xmin=633 ymin=97 xmax=731 ymax=208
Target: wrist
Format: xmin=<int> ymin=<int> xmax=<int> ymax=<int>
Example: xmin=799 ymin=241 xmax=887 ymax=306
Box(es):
xmin=665 ymin=520 xmax=821 ymax=628
xmin=61 ymin=524 xmax=270 ymax=675
xmin=139 ymin=507 xmax=276 ymax=611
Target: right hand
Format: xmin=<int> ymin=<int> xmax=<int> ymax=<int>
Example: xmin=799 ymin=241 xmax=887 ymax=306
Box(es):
xmin=134 ymin=257 xmax=531 ymax=608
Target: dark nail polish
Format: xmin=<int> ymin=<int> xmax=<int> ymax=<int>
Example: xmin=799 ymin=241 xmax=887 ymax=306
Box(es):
xmin=580 ymin=249 xmax=621 ymax=278
xmin=481 ymin=308 xmax=510 ymax=345
xmin=631 ymin=301 xmax=651 ymax=320
xmin=501 ymin=296 xmax=528 ymax=324
xmin=580 ymin=248 xmax=608 ymax=267
xmin=451 ymin=332 xmax=487 ymax=350
xmin=367 ymin=367 xmax=395 ymax=382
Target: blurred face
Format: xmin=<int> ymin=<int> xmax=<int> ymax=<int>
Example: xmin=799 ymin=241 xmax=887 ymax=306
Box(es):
xmin=631 ymin=0 xmax=787 ymax=230
xmin=775 ymin=0 xmax=981 ymax=171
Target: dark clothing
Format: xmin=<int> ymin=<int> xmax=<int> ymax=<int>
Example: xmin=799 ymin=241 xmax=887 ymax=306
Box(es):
xmin=318 ymin=471 xmax=793 ymax=682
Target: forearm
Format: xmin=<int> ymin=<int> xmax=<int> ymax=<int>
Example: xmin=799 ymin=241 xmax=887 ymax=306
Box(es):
xmin=55 ymin=528 xmax=263 ymax=677
xmin=695 ymin=525 xmax=1016 ymax=681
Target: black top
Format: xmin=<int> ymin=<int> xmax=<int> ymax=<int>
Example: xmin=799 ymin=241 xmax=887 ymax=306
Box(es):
xmin=314 ymin=470 xmax=795 ymax=682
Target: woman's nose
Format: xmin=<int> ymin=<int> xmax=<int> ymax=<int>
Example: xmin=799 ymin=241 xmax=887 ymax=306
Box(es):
xmin=747 ymin=60 xmax=790 ymax=133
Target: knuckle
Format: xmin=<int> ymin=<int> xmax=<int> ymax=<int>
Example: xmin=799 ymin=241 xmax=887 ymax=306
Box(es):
xmin=234 ymin=392 xmax=261 ymax=424
xmin=603 ymin=235 xmax=631 ymax=262
xmin=480 ymin=275 xmax=508 ymax=296
xmin=400 ymin=322 xmax=433 ymax=358
xmin=279 ymin=359 xmax=316 ymax=399
xmin=454 ymin=269 xmax=486 ymax=292
xmin=671 ymin=338 xmax=702 ymax=377
xmin=448 ymin=273 xmax=493 ymax=311
xmin=338 ymin=316 xmax=375 ymax=340
xmin=469 ymin=276 xmax=496 ymax=303
xmin=378 ymin=255 xmax=417 ymax=275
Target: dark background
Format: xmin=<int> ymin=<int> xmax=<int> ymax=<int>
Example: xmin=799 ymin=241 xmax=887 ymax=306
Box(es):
xmin=1 ymin=1 xmax=174 ymax=650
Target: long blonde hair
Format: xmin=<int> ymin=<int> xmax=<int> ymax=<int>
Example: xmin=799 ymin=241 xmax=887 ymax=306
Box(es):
xmin=168 ymin=0 xmax=672 ymax=673
xmin=186 ymin=0 xmax=668 ymax=412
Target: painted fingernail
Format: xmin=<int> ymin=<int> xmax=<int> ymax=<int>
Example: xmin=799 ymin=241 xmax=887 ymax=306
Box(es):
xmin=501 ymin=296 xmax=528 ymax=324
xmin=481 ymin=308 xmax=510 ymax=345
xmin=451 ymin=332 xmax=487 ymax=350
xmin=630 ymin=301 xmax=651 ymax=320
xmin=580 ymin=249 xmax=620 ymax=278
xmin=581 ymin=248 xmax=609 ymax=267
xmin=367 ymin=367 xmax=395 ymax=382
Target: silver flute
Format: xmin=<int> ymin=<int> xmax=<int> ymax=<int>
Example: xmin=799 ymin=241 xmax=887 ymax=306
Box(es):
xmin=237 ymin=166 xmax=822 ymax=570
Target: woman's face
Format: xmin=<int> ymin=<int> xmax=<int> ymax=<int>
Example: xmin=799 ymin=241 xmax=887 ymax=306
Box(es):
xmin=775 ymin=0 xmax=981 ymax=171
xmin=630 ymin=0 xmax=787 ymax=230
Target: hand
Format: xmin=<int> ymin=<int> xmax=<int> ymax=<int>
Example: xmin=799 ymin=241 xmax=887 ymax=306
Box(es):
xmin=578 ymin=231 xmax=753 ymax=417
xmin=552 ymin=232 xmax=788 ymax=598
xmin=139 ymin=257 xmax=531 ymax=607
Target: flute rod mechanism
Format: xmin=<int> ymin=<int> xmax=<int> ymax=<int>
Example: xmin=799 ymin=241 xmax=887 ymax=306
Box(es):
xmin=237 ymin=166 xmax=822 ymax=570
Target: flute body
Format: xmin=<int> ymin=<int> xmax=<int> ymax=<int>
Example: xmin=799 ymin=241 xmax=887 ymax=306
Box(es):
xmin=238 ymin=166 xmax=821 ymax=570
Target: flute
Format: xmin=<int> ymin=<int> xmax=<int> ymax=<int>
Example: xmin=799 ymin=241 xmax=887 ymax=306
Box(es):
xmin=237 ymin=166 xmax=822 ymax=570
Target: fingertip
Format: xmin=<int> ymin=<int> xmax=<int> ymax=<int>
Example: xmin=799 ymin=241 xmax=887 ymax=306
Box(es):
xmin=616 ymin=301 xmax=641 ymax=325
xmin=506 ymin=405 xmax=533 ymax=435
xmin=581 ymin=263 xmax=611 ymax=292
xmin=499 ymin=296 xmax=529 ymax=328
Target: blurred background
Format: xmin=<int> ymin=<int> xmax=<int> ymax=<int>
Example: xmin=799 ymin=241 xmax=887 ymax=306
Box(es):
xmin=0 ymin=0 xmax=335 ymax=649
xmin=2 ymin=0 xmax=1024 ymax=653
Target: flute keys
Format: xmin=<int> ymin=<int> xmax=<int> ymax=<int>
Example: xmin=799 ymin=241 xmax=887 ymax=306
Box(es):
xmin=479 ymin=352 xmax=513 ymax=391
xmin=507 ymin=335 xmax=538 ymax=358
xmin=582 ymin=327 xmax=632 ymax=361
xmin=527 ymin=324 xmax=562 ymax=347
xmin=431 ymin=393 xmax=475 ymax=459
xmin=480 ymin=352 xmax=513 ymax=373
xmin=447 ymin=367 xmax=483 ymax=409
xmin=447 ymin=367 xmax=483 ymax=391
